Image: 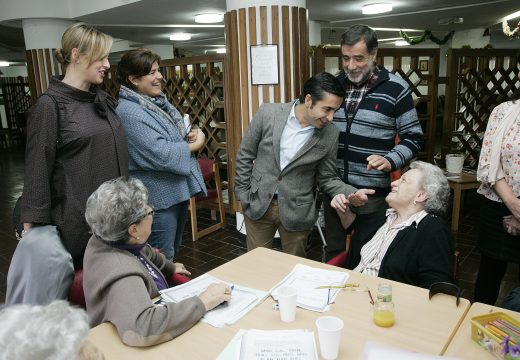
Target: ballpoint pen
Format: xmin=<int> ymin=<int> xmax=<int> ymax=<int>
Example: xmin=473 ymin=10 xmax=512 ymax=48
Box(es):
xmin=315 ymin=283 xmax=360 ymax=289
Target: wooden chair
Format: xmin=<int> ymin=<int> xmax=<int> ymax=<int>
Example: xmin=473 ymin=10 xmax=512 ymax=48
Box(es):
xmin=188 ymin=158 xmax=226 ymax=241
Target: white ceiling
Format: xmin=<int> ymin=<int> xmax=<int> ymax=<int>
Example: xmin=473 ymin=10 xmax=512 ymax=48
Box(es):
xmin=0 ymin=0 xmax=519 ymax=63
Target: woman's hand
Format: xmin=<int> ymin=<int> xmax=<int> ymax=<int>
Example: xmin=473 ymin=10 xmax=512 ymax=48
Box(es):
xmin=188 ymin=129 xmax=206 ymax=153
xmin=198 ymin=283 xmax=232 ymax=311
xmin=173 ymin=262 xmax=191 ymax=276
xmin=503 ymin=215 xmax=520 ymax=236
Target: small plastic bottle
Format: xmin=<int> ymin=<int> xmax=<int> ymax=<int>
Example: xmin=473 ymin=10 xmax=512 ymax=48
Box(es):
xmin=377 ymin=283 xmax=392 ymax=303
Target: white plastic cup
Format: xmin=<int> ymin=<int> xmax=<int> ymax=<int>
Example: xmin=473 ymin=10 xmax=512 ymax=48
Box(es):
xmin=316 ymin=316 xmax=344 ymax=360
xmin=277 ymin=286 xmax=297 ymax=322
xmin=446 ymin=154 xmax=464 ymax=174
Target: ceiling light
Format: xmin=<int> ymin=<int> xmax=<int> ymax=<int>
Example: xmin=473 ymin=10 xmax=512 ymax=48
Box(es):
xmin=504 ymin=10 xmax=520 ymax=21
xmin=0 ymin=61 xmax=10 ymax=67
xmin=362 ymin=3 xmax=392 ymax=15
xmin=216 ymin=48 xmax=226 ymax=54
xmin=194 ymin=13 xmax=224 ymax=23
xmin=170 ymin=33 xmax=191 ymax=41
xmin=394 ymin=40 xmax=410 ymax=46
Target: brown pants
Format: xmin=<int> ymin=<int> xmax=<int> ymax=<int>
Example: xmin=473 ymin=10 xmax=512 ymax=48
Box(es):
xmin=244 ymin=200 xmax=311 ymax=258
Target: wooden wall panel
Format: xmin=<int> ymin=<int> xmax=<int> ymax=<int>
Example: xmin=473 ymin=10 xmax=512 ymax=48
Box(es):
xmin=260 ymin=6 xmax=269 ymax=104
xmin=271 ymin=6 xmax=281 ymax=103
xmin=291 ymin=7 xmax=300 ymax=98
xmin=238 ymin=8 xmax=249 ymax=135
xmin=248 ymin=7 xmax=259 ymax=115
xmin=282 ymin=6 xmax=291 ymax=102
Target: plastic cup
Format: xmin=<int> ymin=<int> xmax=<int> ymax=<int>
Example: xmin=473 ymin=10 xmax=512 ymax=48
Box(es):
xmin=373 ymin=301 xmax=395 ymax=327
xmin=277 ymin=286 xmax=297 ymax=322
xmin=315 ymin=316 xmax=344 ymax=360
xmin=446 ymin=154 xmax=464 ymax=174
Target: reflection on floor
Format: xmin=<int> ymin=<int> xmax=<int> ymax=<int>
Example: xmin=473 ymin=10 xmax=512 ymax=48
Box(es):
xmin=0 ymin=148 xmax=518 ymax=305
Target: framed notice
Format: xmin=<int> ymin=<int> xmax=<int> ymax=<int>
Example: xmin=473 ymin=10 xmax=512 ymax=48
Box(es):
xmin=419 ymin=59 xmax=429 ymax=71
xmin=250 ymin=44 xmax=279 ymax=85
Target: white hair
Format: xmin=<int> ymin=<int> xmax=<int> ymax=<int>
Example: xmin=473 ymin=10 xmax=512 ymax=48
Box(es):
xmin=85 ymin=177 xmax=149 ymax=243
xmin=0 ymin=301 xmax=90 ymax=360
xmin=409 ymin=160 xmax=451 ymax=216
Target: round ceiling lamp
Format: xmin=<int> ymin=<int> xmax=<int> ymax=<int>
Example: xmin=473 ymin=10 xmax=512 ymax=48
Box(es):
xmin=170 ymin=33 xmax=191 ymax=41
xmin=194 ymin=13 xmax=224 ymax=23
xmin=362 ymin=3 xmax=393 ymax=15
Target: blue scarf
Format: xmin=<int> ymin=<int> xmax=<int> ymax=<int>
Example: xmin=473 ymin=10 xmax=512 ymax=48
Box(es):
xmin=119 ymin=85 xmax=187 ymax=138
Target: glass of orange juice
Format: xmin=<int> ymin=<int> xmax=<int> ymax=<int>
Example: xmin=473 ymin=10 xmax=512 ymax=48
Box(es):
xmin=373 ymin=300 xmax=395 ymax=327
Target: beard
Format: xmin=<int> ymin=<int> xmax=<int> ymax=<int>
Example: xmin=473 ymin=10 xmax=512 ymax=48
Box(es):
xmin=346 ymin=60 xmax=376 ymax=85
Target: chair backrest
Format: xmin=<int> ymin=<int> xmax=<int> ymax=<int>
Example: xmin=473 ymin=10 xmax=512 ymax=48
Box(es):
xmin=198 ymin=158 xmax=215 ymax=181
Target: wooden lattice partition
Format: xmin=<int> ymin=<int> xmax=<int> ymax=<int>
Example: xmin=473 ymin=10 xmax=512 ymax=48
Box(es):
xmin=101 ymin=55 xmax=233 ymax=209
xmin=312 ymin=47 xmax=439 ymax=163
xmin=443 ymin=49 xmax=520 ymax=167
xmin=1 ymin=80 xmax=32 ymax=149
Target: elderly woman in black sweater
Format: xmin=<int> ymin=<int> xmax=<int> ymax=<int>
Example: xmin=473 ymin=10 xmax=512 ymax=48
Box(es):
xmin=333 ymin=161 xmax=454 ymax=288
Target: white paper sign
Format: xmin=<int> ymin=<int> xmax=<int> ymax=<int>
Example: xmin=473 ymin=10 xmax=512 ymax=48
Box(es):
xmin=251 ymin=45 xmax=279 ymax=85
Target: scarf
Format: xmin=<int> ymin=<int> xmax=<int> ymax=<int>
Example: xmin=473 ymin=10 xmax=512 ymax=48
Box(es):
xmin=119 ymin=85 xmax=187 ymax=138
xmin=105 ymin=240 xmax=168 ymax=291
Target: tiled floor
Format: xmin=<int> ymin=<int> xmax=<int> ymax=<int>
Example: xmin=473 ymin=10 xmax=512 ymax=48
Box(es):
xmin=1 ymin=147 xmax=519 ymax=305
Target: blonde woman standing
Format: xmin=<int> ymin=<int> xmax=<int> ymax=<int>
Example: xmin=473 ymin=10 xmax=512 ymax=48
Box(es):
xmin=7 ymin=23 xmax=128 ymax=304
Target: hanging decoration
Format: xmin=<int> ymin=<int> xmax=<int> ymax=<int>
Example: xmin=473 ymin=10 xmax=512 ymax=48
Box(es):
xmin=502 ymin=19 xmax=520 ymax=38
xmin=399 ymin=29 xmax=454 ymax=45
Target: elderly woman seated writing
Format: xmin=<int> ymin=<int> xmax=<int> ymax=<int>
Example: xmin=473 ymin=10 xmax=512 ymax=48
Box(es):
xmin=83 ymin=178 xmax=231 ymax=347
xmin=332 ymin=161 xmax=454 ymax=288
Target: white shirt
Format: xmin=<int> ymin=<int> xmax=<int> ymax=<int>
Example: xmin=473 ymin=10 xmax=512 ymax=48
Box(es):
xmin=279 ymin=102 xmax=315 ymax=171
xmin=354 ymin=209 xmax=428 ymax=277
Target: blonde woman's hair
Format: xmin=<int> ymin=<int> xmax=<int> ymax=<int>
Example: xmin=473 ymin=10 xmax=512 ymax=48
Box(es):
xmin=55 ymin=23 xmax=113 ymax=66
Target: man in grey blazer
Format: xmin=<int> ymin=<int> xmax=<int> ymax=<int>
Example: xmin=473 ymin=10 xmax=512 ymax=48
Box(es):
xmin=235 ymin=72 xmax=374 ymax=257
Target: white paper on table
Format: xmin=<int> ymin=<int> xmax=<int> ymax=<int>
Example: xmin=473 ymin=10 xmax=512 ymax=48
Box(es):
xmin=360 ymin=341 xmax=462 ymax=360
xmin=160 ymin=274 xmax=268 ymax=327
xmin=217 ymin=329 xmax=317 ymax=360
xmin=269 ymin=263 xmax=349 ymax=312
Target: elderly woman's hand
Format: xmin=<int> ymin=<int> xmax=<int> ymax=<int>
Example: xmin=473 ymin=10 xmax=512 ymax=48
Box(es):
xmin=331 ymin=194 xmax=349 ymax=213
xmin=173 ymin=262 xmax=191 ymax=276
xmin=198 ymin=283 xmax=232 ymax=311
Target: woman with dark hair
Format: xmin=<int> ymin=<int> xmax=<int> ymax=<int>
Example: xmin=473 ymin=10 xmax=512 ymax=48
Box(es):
xmin=6 ymin=23 xmax=128 ymax=305
xmin=116 ymin=49 xmax=205 ymax=260
xmin=474 ymin=57 xmax=520 ymax=305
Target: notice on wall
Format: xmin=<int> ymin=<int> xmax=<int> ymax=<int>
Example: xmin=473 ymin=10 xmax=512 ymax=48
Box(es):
xmin=250 ymin=44 xmax=279 ymax=85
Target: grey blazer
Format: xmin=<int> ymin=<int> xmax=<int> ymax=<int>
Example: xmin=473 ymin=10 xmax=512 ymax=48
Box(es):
xmin=235 ymin=101 xmax=357 ymax=231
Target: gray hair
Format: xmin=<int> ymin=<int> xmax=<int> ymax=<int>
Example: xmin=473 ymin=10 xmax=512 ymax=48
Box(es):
xmin=409 ymin=161 xmax=451 ymax=216
xmin=0 ymin=301 xmax=90 ymax=360
xmin=85 ymin=177 xmax=149 ymax=243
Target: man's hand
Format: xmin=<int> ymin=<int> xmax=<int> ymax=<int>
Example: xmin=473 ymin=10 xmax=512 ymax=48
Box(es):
xmin=367 ymin=155 xmax=392 ymax=172
xmin=348 ymin=189 xmax=376 ymax=207
xmin=330 ymin=189 xmax=375 ymax=212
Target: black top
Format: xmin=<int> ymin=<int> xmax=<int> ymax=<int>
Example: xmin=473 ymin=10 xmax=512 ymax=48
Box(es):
xmin=20 ymin=77 xmax=129 ymax=268
xmin=378 ymin=213 xmax=455 ymax=288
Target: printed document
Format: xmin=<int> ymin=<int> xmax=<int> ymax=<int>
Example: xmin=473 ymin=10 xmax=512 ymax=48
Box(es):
xmin=160 ymin=274 xmax=268 ymax=327
xmin=270 ymin=263 xmax=349 ymax=312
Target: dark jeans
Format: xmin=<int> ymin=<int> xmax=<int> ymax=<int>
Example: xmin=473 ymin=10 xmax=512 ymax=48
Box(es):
xmin=148 ymin=201 xmax=189 ymax=260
